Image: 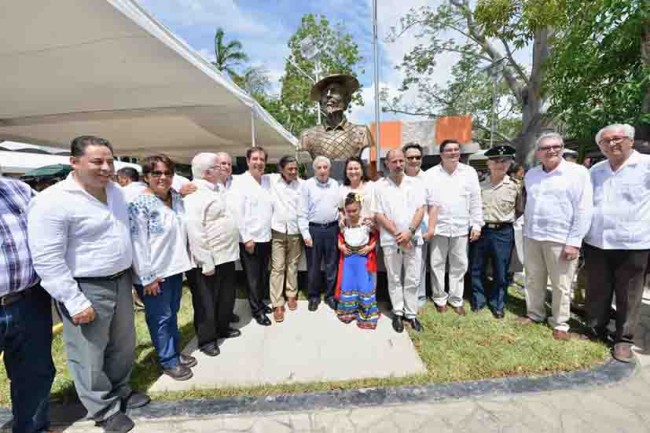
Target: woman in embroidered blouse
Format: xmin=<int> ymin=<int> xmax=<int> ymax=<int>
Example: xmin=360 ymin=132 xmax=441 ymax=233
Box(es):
xmin=128 ymin=154 xmax=194 ymax=381
xmin=339 ymin=157 xmax=375 ymax=227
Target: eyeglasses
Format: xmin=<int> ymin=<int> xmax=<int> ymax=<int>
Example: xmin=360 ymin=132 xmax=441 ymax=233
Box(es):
xmin=538 ymin=144 xmax=563 ymax=153
xmin=491 ymin=157 xmax=511 ymax=163
xmin=442 ymin=148 xmax=460 ymax=154
xmin=598 ymin=136 xmax=629 ymax=146
xmin=150 ymin=170 xmax=173 ymax=178
xmin=406 ymin=156 xmax=422 ymax=161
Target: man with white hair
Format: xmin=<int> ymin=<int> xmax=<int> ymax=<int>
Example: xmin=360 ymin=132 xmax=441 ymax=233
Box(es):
xmin=518 ymin=132 xmax=593 ymax=340
xmin=584 ymin=124 xmax=650 ymax=362
xmin=214 ymin=152 xmax=234 ymax=190
xmin=184 ymin=152 xmax=241 ymax=357
xmin=299 ymin=155 xmax=342 ymax=312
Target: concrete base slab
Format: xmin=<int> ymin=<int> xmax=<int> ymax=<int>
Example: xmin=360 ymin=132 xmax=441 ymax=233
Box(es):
xmin=149 ymin=300 xmax=426 ymax=392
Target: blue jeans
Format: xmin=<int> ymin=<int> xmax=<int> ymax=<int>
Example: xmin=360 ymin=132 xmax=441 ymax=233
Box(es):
xmin=135 ymin=274 xmax=183 ymax=370
xmin=0 ymin=285 xmax=55 ymax=433
xmin=470 ymin=225 xmax=514 ymax=312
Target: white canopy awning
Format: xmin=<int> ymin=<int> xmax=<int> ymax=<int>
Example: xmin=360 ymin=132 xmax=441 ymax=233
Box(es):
xmin=0 ymin=150 xmax=141 ymax=175
xmin=0 ymin=0 xmax=298 ymax=162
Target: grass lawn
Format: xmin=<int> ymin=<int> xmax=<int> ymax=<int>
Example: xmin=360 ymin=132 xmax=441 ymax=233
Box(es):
xmin=0 ymin=286 xmax=609 ymax=406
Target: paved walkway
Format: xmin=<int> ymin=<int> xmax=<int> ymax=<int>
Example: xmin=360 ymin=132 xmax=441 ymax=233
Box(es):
xmin=150 ymin=300 xmax=425 ymax=392
xmin=63 ymin=357 xmax=650 ymax=432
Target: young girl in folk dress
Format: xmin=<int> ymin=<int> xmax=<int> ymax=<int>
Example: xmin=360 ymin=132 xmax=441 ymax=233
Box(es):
xmin=335 ymin=193 xmax=379 ymax=329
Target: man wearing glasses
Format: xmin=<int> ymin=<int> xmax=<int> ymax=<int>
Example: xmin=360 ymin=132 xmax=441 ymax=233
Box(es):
xmin=584 ymin=124 xmax=650 ymax=362
xmin=424 ymin=139 xmax=483 ymax=316
xmin=470 ymin=145 xmax=522 ymax=319
xmin=518 ymin=133 xmax=593 ymax=340
xmin=403 ymin=142 xmax=430 ymax=309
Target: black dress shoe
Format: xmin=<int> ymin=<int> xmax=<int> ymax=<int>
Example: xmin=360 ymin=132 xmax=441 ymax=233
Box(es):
xmin=179 ymin=353 xmax=197 ymax=368
xmin=97 ymin=411 xmax=134 ymax=433
xmin=325 ymin=297 xmax=337 ymax=310
xmin=491 ymin=309 xmax=505 ymax=319
xmin=471 ymin=305 xmax=485 ymax=313
xmin=263 ymin=305 xmax=273 ymax=315
xmin=308 ymin=299 xmax=320 ymax=312
xmin=230 ymin=313 xmax=240 ymax=323
xmin=122 ymin=390 xmax=150 ymax=410
xmin=163 ymin=364 xmax=193 ymax=381
xmin=254 ymin=313 xmax=272 ymax=326
xmin=218 ymin=328 xmax=242 ymax=339
xmin=409 ymin=318 xmax=423 ymax=332
xmin=392 ymin=315 xmax=404 ymax=333
xmin=200 ymin=343 xmax=220 ymax=357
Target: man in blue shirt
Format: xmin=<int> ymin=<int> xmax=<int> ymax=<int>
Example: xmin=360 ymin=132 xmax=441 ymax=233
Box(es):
xmin=0 ymin=177 xmax=55 ymax=433
xmin=299 ymin=156 xmax=342 ymax=311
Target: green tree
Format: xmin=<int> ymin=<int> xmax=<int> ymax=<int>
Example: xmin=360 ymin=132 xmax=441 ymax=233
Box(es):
xmin=212 ymin=27 xmax=249 ymax=79
xmin=275 ymin=14 xmax=364 ymax=135
xmin=388 ymin=0 xmax=559 ymax=161
xmin=544 ymin=0 xmax=649 ymax=150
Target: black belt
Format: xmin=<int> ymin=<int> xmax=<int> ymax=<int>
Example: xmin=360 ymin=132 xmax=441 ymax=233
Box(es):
xmin=75 ymin=268 xmax=129 ymax=283
xmin=0 ymin=284 xmax=39 ymax=307
xmin=484 ymin=222 xmax=513 ymax=230
xmin=309 ymin=221 xmax=338 ymax=229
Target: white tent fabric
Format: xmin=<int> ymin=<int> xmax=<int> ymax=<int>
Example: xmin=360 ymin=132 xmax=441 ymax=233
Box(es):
xmin=0 ymin=0 xmax=298 ymax=162
xmin=0 ymin=150 xmax=141 ymax=175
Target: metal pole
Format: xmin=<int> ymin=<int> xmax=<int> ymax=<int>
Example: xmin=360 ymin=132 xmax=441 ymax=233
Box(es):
xmin=490 ymin=67 xmax=498 ymax=148
xmin=251 ymin=110 xmax=256 ymax=147
xmin=372 ymin=0 xmax=381 ymax=172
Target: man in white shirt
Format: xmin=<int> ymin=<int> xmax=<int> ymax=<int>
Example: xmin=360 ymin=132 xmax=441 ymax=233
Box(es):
xmin=184 ymin=152 xmax=241 ymax=357
xmin=425 ymin=139 xmax=483 ymax=315
xmin=374 ymin=149 xmax=426 ymax=333
xmin=28 ymin=136 xmax=149 ymax=433
xmin=584 ymin=124 xmax=650 ymax=362
xmin=519 ymin=132 xmax=593 ymax=340
xmin=215 ymin=151 xmax=234 ymax=190
xmin=116 ymin=167 xmax=146 ymax=203
xmin=404 ymin=142 xmax=429 ymax=308
xmin=233 ymin=147 xmax=274 ymax=326
xmin=298 ymin=156 xmax=342 ymax=312
xmin=269 ymin=155 xmax=303 ymax=322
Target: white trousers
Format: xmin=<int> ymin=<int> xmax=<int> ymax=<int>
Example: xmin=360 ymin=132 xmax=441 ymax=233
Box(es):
xmin=524 ymin=238 xmax=577 ymax=332
xmin=430 ymin=235 xmax=468 ymax=308
xmin=416 ymin=241 xmax=429 ymax=306
xmin=383 ymin=245 xmax=422 ymax=319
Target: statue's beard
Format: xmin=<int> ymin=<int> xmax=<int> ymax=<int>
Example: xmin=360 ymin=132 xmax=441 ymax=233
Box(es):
xmin=322 ymin=104 xmax=345 ymax=115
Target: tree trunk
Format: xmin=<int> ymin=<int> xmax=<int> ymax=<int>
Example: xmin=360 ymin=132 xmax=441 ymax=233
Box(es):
xmin=516 ymin=28 xmax=551 ymax=165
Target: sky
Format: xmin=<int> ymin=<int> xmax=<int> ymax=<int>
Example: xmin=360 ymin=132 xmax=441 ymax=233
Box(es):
xmin=136 ymin=0 xmax=495 ymax=125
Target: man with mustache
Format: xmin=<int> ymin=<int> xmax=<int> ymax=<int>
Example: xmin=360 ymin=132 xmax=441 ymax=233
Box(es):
xmin=299 ymin=74 xmax=373 ymax=161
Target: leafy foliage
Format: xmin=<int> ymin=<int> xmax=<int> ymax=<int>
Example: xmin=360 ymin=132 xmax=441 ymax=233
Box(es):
xmin=212 ymin=27 xmax=249 ymax=79
xmin=544 ymin=0 xmax=649 ymax=147
xmin=276 ymin=14 xmax=364 ymax=135
xmin=385 ymin=1 xmax=536 ymax=147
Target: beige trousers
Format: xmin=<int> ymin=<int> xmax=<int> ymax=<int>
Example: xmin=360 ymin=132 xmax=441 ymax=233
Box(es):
xmin=383 ymin=245 xmax=422 ymax=319
xmin=523 ymin=237 xmax=578 ymax=331
xmin=430 ymin=235 xmax=468 ymax=308
xmin=270 ymin=230 xmax=303 ymax=307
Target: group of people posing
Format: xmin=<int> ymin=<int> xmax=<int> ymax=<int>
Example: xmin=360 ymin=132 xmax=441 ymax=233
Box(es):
xmin=0 ymin=122 xmax=648 ymax=433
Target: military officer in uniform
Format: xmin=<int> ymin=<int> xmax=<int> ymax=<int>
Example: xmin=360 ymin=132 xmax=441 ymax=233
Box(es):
xmin=470 ymin=145 xmax=522 ymax=318
xmin=299 ymin=74 xmax=373 ymax=162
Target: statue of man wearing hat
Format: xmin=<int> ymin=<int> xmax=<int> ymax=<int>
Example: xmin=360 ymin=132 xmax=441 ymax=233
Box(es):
xmin=299 ymin=74 xmax=373 ymax=160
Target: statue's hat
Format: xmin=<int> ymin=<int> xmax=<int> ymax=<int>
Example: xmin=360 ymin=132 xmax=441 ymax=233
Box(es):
xmin=309 ymin=74 xmax=360 ymax=102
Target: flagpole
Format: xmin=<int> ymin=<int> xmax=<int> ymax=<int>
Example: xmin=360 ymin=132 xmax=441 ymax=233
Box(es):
xmin=372 ymin=0 xmax=381 ymax=173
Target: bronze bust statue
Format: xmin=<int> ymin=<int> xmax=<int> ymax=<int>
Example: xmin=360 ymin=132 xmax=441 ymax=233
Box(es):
xmin=299 ymin=74 xmax=373 ymax=161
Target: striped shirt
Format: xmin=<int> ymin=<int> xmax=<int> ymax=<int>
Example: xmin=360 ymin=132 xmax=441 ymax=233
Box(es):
xmin=0 ymin=178 xmax=39 ymax=297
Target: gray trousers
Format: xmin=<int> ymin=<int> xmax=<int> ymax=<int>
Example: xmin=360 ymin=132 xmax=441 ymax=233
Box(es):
xmin=60 ymin=271 xmax=135 ymax=421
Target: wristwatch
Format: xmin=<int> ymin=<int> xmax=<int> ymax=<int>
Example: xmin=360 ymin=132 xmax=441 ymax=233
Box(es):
xmin=408 ymin=226 xmax=416 ymax=235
